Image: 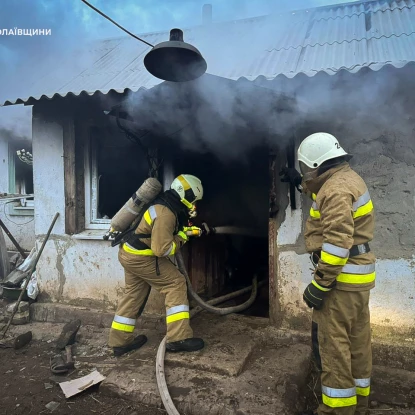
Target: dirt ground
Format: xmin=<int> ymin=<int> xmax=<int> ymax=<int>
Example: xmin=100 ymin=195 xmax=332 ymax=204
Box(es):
xmin=0 ymin=339 xmax=165 ymax=415
xmin=2 ymin=340 xmax=413 ymax=415
xmin=304 ymin=363 xmax=415 ymax=415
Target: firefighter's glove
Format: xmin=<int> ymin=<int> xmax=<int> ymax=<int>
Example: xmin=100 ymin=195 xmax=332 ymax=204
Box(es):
xmin=183 ymin=226 xmax=203 ymax=238
xmin=279 ymin=167 xmax=302 ymax=191
xmin=303 ymin=280 xmax=332 ymax=310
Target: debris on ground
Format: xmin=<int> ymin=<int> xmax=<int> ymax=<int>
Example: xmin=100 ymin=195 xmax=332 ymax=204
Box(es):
xmin=59 ymin=370 xmax=106 ymax=398
xmin=0 ymin=299 xmax=413 ymax=415
xmin=0 ymin=331 xmax=164 ymax=414
xmin=45 ymin=401 xmax=60 ymax=412
xmin=2 ymin=247 xmax=36 ymax=287
xmin=3 ymin=300 xmax=30 ymax=325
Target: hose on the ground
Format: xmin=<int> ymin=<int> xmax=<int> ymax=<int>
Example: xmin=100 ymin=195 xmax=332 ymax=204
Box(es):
xmin=156 ymin=250 xmax=263 ymax=414
xmin=176 ymin=251 xmax=258 ymax=315
xmin=190 ymin=278 xmax=268 ymax=318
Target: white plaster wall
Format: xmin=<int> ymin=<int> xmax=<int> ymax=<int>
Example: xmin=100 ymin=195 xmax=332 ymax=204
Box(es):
xmin=277 ymin=198 xmax=302 ymax=246
xmin=277 ymin=194 xmax=415 ymax=334
xmin=278 ymin=251 xmax=415 ymax=331
xmin=32 ymin=116 xmax=65 ymax=235
xmin=0 ymin=137 xmax=35 ymax=252
xmin=36 ymin=238 xmax=124 ymax=309
xmin=34 ymin=236 xmax=164 ymax=314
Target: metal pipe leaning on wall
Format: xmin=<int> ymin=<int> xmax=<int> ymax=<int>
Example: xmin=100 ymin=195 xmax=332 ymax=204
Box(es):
xmin=156 ymin=251 xmax=261 ymax=415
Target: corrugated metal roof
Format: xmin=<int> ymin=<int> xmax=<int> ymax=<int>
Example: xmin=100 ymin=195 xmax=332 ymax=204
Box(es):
xmin=3 ymin=0 xmax=415 ymax=105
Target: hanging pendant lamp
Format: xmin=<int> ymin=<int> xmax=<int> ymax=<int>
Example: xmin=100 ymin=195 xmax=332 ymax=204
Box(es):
xmin=144 ymin=28 xmax=207 ymax=82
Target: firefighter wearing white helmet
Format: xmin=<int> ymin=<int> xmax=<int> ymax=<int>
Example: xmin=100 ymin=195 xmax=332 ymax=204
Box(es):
xmin=170 ymin=174 xmax=203 ymax=218
xmin=297 ymin=132 xmax=349 ymax=170
xmin=109 ymin=174 xmax=205 ymax=356
xmin=281 ymin=133 xmax=376 ymax=415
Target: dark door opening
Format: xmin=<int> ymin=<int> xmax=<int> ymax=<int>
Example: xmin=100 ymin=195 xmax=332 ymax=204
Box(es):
xmin=166 ymin=145 xmax=270 ymax=318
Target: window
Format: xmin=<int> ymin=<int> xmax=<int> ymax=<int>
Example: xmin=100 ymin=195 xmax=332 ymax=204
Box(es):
xmin=8 ymin=142 xmax=34 ymax=216
xmin=84 ymin=125 xmax=150 ymax=230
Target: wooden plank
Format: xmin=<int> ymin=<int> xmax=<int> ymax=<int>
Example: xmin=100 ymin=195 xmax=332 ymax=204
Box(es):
xmin=268 ymin=151 xmax=280 ymax=325
xmin=0 ymin=228 xmax=10 ymax=280
xmin=74 ymin=120 xmax=85 ymax=233
xmin=63 ymin=118 xmax=77 ymax=235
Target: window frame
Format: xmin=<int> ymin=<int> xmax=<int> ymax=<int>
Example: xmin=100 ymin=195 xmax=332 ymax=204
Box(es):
xmin=8 ymin=143 xmax=34 ymax=217
xmin=84 ymin=127 xmax=111 ymax=230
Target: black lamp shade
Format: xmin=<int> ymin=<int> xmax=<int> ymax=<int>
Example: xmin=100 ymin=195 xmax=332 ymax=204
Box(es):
xmin=144 ymin=28 xmax=207 ymax=82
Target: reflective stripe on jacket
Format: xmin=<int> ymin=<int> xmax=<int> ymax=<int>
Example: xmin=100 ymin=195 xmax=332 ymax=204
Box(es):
xmin=303 ymin=163 xmax=375 ymax=291
xmin=123 ymin=204 xmax=188 ymax=257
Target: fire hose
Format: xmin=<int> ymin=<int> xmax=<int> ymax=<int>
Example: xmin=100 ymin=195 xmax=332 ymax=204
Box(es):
xmin=156 ymin=248 xmax=265 ymax=415
xmin=201 ymin=223 xmax=264 ymax=239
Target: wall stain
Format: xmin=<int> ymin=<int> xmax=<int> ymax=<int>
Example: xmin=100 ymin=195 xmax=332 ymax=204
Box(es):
xmin=48 ymin=236 xmax=74 ymax=301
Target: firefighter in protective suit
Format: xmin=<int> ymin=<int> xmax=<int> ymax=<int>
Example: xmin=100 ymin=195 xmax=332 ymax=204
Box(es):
xmin=108 ymin=174 xmax=205 ymax=357
xmin=280 ymin=133 xmax=375 ymax=415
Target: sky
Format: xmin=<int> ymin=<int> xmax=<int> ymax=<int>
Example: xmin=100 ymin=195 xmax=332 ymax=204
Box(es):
xmin=0 ymin=0 xmax=358 ymax=138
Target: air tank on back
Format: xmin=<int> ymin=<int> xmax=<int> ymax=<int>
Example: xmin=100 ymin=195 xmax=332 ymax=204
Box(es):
xmin=110 ymin=178 xmax=162 ymax=232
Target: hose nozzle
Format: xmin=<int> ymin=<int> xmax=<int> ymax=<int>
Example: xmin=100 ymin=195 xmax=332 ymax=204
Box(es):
xmin=201 ymin=222 xmax=216 ymax=235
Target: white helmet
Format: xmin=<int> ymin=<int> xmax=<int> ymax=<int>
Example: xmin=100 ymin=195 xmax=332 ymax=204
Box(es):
xmin=171 ymin=174 xmax=203 ymax=209
xmin=298 ymin=132 xmax=349 ymax=169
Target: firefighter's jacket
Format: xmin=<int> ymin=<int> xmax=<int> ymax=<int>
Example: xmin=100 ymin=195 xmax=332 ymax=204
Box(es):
xmin=123 ymin=204 xmax=188 ymax=257
xmin=303 ymin=162 xmax=375 ymax=291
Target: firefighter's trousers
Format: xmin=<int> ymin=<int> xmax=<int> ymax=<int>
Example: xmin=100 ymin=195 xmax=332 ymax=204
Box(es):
xmin=312 ymin=289 xmax=372 ymax=415
xmin=108 ymin=247 xmax=193 ymax=348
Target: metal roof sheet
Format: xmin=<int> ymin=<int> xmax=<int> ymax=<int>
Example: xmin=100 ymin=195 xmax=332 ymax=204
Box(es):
xmin=3 ymin=0 xmax=415 ymax=105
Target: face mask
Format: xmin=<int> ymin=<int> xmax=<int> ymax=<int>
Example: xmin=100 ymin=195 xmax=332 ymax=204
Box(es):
xmin=299 ymin=162 xmax=318 ymax=182
xmin=302 ymin=170 xmax=318 ymax=182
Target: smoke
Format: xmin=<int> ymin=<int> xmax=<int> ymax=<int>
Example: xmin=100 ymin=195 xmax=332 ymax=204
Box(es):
xmin=0 ymin=106 xmax=32 ymax=141
xmin=115 ymin=1 xmax=415 ymax=165
xmin=0 ymin=0 xmax=374 ymax=156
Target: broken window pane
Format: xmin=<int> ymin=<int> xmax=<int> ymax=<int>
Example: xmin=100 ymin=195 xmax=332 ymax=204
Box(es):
xmin=88 ymin=126 xmax=149 ymax=223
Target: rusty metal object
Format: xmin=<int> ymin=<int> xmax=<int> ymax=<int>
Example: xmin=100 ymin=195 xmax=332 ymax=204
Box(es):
xmin=0 ymin=218 xmax=28 ymax=259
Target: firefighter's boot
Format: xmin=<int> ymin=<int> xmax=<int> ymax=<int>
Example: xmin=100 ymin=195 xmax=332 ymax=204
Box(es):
xmin=113 ymin=334 xmax=147 ymax=357
xmin=166 ymin=337 xmax=204 ymax=352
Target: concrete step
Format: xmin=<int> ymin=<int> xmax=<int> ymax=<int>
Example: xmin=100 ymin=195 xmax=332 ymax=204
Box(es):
xmin=29 ymin=302 xmax=163 ymax=330
xmin=372 ymin=340 xmax=415 ymax=372
xmin=100 ymin=314 xmax=312 ymax=415
xmin=27 ymin=302 xmax=415 ymax=373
